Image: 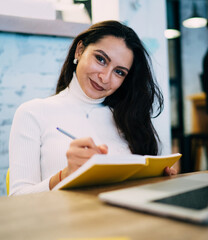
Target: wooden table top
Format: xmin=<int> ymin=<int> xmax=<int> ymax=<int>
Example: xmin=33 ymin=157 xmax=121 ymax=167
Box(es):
xmin=1 ymin=172 xmax=208 ymax=240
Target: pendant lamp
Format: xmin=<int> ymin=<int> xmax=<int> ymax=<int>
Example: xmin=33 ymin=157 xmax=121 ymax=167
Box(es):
xmin=183 ymin=2 xmax=207 ymax=28
xmin=164 ymin=0 xmax=181 ymax=39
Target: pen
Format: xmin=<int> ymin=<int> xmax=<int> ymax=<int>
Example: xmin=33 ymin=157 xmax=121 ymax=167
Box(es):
xmin=56 ymin=127 xmax=76 ymax=140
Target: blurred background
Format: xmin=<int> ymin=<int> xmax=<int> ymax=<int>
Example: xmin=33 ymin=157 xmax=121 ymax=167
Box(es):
xmin=0 ymin=0 xmax=207 ymax=196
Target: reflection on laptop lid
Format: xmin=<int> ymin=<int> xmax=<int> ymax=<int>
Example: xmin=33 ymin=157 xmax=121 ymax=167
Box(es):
xmin=99 ymin=173 xmax=208 ymax=225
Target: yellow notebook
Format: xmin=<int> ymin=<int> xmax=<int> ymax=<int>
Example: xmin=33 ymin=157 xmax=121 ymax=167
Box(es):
xmin=53 ymin=153 xmax=182 ymax=190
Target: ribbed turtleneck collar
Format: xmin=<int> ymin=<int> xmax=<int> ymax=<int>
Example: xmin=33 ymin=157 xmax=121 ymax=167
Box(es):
xmin=68 ymin=72 xmax=106 ymax=105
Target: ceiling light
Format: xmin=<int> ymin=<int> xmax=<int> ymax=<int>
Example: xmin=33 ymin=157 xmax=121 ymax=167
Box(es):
xmin=164 ymin=29 xmax=181 ymax=39
xmin=183 ymin=3 xmax=207 ymax=28
xmin=165 ymin=0 xmax=181 ymax=39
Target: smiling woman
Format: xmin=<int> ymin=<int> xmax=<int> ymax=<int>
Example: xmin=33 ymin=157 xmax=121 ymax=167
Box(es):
xmin=9 ymin=20 xmax=174 ymax=196
xmin=74 ymin=36 xmax=133 ymax=99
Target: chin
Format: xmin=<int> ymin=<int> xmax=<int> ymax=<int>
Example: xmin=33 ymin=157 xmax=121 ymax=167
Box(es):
xmin=85 ymin=92 xmax=101 ymax=99
xmin=86 ymin=89 xmax=106 ymax=99
xmin=91 ymin=94 xmax=105 ymax=99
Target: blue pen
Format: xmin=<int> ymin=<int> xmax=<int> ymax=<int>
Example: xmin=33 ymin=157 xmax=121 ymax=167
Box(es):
xmin=56 ymin=127 xmax=76 ymax=140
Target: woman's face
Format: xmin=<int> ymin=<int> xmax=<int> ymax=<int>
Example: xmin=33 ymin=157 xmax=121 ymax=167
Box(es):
xmin=75 ymin=35 xmax=134 ymax=99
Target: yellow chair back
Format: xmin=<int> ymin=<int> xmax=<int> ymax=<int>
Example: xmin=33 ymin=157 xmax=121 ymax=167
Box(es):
xmin=6 ymin=168 xmax=10 ymax=196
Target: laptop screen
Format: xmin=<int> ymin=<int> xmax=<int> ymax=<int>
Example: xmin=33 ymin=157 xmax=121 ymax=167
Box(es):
xmin=153 ymin=186 xmax=208 ymax=210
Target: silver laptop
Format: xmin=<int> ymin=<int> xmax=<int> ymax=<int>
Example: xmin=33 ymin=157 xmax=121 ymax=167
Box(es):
xmin=99 ymin=173 xmax=208 ymax=225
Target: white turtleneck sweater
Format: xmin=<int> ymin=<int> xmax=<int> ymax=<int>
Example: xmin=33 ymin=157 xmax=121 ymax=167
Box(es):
xmin=9 ymin=73 xmax=130 ymax=195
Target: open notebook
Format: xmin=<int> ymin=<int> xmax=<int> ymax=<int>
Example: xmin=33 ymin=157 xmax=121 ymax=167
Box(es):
xmin=53 ymin=153 xmax=181 ymax=190
xmin=99 ymin=172 xmax=208 ymax=225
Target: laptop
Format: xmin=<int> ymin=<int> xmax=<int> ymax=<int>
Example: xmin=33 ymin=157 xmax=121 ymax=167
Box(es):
xmin=99 ymin=172 xmax=208 ymax=225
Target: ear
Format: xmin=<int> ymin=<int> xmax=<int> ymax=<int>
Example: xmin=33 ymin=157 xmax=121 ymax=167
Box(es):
xmin=74 ymin=41 xmax=85 ymax=61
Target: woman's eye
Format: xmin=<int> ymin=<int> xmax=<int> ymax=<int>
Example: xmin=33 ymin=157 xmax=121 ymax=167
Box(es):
xmin=115 ymin=69 xmax=126 ymax=77
xmin=96 ymin=55 xmax=106 ymax=64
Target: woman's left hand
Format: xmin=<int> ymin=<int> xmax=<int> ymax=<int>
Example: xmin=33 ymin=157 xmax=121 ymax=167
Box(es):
xmin=163 ymin=166 xmax=177 ymax=176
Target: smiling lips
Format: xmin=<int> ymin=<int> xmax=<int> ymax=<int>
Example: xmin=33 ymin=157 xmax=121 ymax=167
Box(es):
xmin=90 ymin=79 xmax=105 ymax=91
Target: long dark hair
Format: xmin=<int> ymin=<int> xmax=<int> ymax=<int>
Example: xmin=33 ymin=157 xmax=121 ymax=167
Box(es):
xmin=56 ymin=20 xmax=164 ymax=155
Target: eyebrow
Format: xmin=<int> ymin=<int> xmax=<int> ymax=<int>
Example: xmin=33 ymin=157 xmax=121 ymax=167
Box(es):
xmin=94 ymin=49 xmax=130 ymax=72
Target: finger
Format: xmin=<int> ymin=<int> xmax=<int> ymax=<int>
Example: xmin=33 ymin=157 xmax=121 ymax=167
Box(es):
xmin=66 ymin=146 xmax=99 ymax=159
xmin=170 ymin=168 xmax=177 ymax=175
xmin=163 ymin=167 xmax=177 ymax=176
xmin=163 ymin=166 xmax=171 ymax=176
xmin=98 ymin=144 xmax=108 ymax=154
xmin=70 ymin=137 xmax=101 ymax=153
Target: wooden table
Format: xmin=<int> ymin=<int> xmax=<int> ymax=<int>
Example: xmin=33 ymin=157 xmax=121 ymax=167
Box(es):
xmin=1 ymin=172 xmax=208 ymax=240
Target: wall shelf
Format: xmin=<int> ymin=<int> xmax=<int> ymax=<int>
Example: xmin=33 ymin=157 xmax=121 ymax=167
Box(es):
xmin=0 ymin=15 xmax=90 ymax=37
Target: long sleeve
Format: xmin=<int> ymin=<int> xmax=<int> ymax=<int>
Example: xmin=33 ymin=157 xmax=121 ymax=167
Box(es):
xmin=9 ymin=101 xmax=51 ymax=195
xmin=8 ymin=78 xmax=130 ymax=196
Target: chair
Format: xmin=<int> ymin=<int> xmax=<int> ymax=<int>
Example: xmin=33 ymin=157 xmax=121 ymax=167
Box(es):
xmin=6 ymin=168 xmax=9 ymax=196
xmin=181 ymin=92 xmax=208 ymax=173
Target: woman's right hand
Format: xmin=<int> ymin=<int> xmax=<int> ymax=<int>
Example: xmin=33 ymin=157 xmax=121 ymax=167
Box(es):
xmin=65 ymin=137 xmax=108 ymax=176
xmin=49 ymin=137 xmax=108 ymax=190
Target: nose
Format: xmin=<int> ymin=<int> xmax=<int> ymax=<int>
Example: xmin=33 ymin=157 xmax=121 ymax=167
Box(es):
xmin=98 ymin=68 xmax=111 ymax=84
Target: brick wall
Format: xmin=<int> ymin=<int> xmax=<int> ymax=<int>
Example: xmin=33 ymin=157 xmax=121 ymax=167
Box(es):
xmin=0 ymin=32 xmax=72 ymax=196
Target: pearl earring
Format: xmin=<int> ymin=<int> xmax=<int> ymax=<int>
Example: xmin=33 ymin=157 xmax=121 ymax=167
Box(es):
xmin=73 ymin=58 xmax=78 ymax=64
